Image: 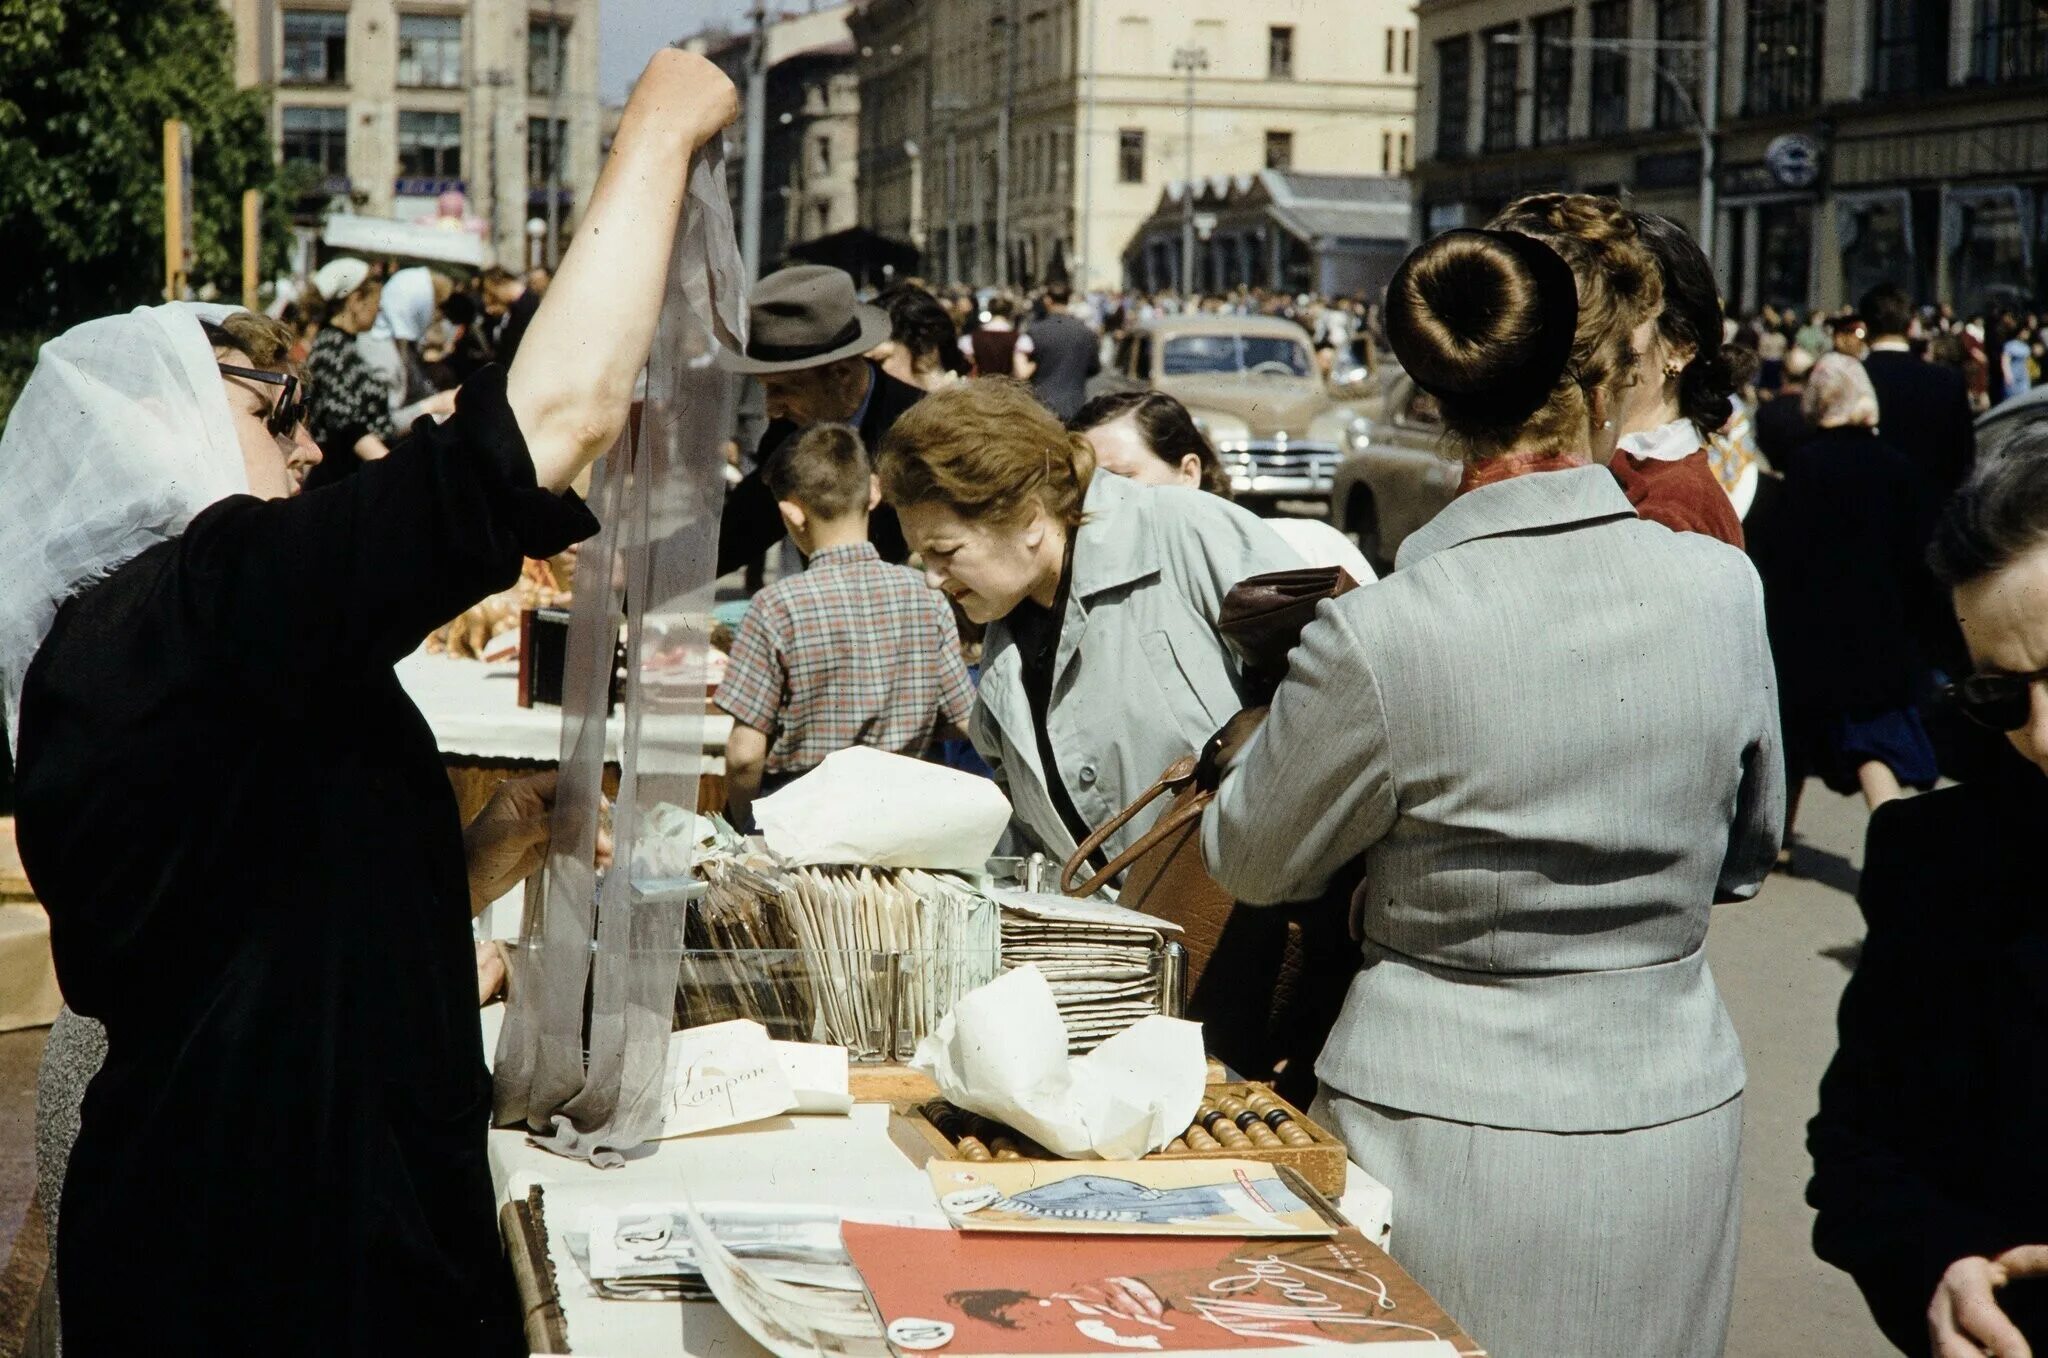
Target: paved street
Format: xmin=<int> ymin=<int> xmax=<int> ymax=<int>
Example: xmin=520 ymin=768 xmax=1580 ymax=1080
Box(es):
xmin=1711 ymin=783 xmax=1891 ymax=1357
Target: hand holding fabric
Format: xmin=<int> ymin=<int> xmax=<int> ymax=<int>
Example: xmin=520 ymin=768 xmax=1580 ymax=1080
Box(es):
xmin=463 ymin=771 xmax=560 ymax=914
xmin=1929 ymin=1247 xmax=2048 ymax=1358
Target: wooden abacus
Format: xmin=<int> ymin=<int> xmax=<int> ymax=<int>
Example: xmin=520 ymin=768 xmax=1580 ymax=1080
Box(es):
xmin=894 ymin=1081 xmax=1348 ymax=1197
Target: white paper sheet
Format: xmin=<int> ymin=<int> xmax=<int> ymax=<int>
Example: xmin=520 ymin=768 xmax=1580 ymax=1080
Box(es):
xmin=754 ymin=747 xmax=1011 ymax=872
xmin=911 ymin=965 xmax=1206 ymax=1159
xmin=661 ymin=1020 xmax=797 ymax=1137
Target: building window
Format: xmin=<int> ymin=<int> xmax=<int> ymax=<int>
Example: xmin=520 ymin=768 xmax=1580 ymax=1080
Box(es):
xmin=1745 ymin=0 xmax=1825 ymax=115
xmin=1871 ymin=0 xmax=1950 ymax=94
xmin=1385 ymin=27 xmax=1398 ymax=73
xmin=1382 ymin=130 xmax=1394 ymax=173
xmin=816 ymin=135 xmax=832 ymax=176
xmin=1118 ymin=128 xmax=1144 ymax=184
xmin=1399 ymin=131 xmax=1410 ymax=168
xmin=280 ymin=105 xmax=347 ymax=174
xmin=1531 ymin=10 xmax=1573 ymax=146
xmin=1265 ymin=130 xmax=1293 ymax=170
xmin=1436 ymin=35 xmax=1472 ymax=159
xmin=397 ymin=110 xmax=462 ymax=179
xmin=396 ymin=14 xmax=462 ymax=89
xmin=281 ymin=10 xmax=347 ymax=85
xmin=1588 ymin=0 xmax=1629 ymax=136
xmin=1403 ymin=29 xmax=1414 ymax=74
xmin=527 ymin=117 xmax=566 ymax=185
xmin=1971 ymin=0 xmax=2048 ymax=83
xmin=1268 ymin=25 xmax=1294 ymax=79
xmin=528 ymin=18 xmax=568 ymax=96
xmin=1654 ymin=0 xmax=1701 ymax=130
xmin=1481 ymin=25 xmax=1520 ymax=152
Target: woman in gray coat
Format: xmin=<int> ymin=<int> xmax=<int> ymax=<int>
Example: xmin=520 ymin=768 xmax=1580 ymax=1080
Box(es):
xmin=876 ymin=377 xmax=1296 ymax=868
xmin=1203 ymin=198 xmax=1783 ymax=1357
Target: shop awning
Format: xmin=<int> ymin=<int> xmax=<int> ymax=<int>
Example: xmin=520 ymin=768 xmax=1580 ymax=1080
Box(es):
xmin=321 ymin=214 xmax=491 ymax=269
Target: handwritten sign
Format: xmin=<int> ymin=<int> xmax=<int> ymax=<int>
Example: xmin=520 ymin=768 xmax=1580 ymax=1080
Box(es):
xmin=661 ymin=1020 xmax=799 ymax=1137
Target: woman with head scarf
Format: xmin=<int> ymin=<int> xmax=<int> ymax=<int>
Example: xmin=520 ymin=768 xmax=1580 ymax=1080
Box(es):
xmin=4 ymin=51 xmax=736 ymax=1354
xmin=301 ymin=256 xmax=398 ymax=489
xmin=1201 ymin=195 xmax=1782 ymax=1357
xmin=1772 ymin=353 xmax=1939 ymax=824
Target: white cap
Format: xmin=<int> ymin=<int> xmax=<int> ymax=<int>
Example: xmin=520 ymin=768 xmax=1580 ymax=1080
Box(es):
xmin=313 ymin=257 xmax=372 ymax=301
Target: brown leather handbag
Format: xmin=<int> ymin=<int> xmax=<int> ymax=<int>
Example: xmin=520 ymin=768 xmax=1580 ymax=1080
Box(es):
xmin=1060 ymin=566 xmax=1359 ymax=1092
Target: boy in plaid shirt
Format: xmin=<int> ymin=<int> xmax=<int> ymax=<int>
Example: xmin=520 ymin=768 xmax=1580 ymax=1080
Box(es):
xmin=715 ymin=423 xmax=975 ymax=828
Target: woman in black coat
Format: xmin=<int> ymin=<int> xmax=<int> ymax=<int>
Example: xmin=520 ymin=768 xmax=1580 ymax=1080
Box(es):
xmin=1807 ymin=428 xmax=2048 ymax=1357
xmin=1770 ymin=353 xmax=1939 ymax=816
xmin=5 ymin=53 xmax=736 ymax=1354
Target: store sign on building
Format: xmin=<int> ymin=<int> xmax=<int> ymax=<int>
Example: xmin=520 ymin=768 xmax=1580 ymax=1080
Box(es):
xmin=1763 ymin=134 xmax=1821 ymax=190
xmin=394 ymin=177 xmax=467 ymax=198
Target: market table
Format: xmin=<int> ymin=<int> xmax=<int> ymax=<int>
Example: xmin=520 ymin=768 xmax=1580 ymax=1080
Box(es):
xmin=482 ymin=998 xmax=1398 ymax=1358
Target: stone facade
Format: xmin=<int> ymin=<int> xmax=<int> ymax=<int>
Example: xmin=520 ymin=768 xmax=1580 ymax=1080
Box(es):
xmin=228 ymin=0 xmax=602 ymax=270
xmin=849 ymin=0 xmax=1420 ymax=291
xmin=1414 ymin=0 xmax=2048 ymax=313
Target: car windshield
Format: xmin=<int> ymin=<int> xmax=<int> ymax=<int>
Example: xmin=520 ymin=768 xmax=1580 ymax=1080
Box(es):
xmin=1161 ymin=334 xmax=1313 ymax=378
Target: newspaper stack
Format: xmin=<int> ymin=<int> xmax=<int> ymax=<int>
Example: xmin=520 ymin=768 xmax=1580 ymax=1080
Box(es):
xmin=995 ymin=893 xmax=1177 ymax=1053
xmin=678 ymin=860 xmax=1002 ymax=1061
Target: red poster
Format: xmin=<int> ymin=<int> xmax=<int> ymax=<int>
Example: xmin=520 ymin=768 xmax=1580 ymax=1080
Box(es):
xmin=840 ymin=1223 xmax=1483 ymax=1357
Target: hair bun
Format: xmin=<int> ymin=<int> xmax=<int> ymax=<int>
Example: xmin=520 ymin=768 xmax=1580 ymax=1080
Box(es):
xmin=1384 ymin=230 xmax=1579 ymax=422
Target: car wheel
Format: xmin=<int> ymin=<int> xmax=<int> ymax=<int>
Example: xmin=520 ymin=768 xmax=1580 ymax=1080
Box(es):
xmin=1346 ymin=487 xmax=1386 ymax=572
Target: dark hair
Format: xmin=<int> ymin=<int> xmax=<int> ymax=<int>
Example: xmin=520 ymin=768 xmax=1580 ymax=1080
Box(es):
xmin=1858 ymin=284 xmax=1913 ymax=340
xmin=1929 ymin=416 xmax=2048 ymax=587
xmin=767 ymin=422 xmax=871 ymax=519
xmin=1631 ymin=212 xmax=1754 ymax=438
xmin=1045 ymin=281 xmax=1072 ymax=305
xmin=1069 ymin=390 xmax=1232 ymax=498
xmin=986 ymin=296 xmax=1015 ymax=321
xmin=877 ymin=284 xmax=961 ymax=374
xmin=1391 ymin=196 xmax=1660 ymax=459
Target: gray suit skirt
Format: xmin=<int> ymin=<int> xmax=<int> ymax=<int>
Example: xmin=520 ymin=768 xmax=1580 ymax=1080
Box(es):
xmin=1313 ymin=1088 xmax=1742 ymax=1358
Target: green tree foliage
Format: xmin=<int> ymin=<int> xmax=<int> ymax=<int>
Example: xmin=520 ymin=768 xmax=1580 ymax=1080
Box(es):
xmin=0 ymin=0 xmax=292 ymax=337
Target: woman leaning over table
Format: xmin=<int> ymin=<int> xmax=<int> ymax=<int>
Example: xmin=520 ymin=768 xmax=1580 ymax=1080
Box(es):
xmin=1202 ymin=196 xmax=1784 ymax=1358
xmin=6 ymin=51 xmax=737 ymax=1355
xmin=874 ymin=377 xmax=1297 ymax=872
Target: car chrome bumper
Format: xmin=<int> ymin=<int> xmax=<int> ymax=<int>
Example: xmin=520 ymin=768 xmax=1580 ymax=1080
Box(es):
xmin=1216 ymin=441 xmax=1343 ymax=497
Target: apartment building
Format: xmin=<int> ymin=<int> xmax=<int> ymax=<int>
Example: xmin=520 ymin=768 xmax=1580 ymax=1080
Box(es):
xmin=849 ymin=0 xmax=1420 ymax=290
xmin=228 ymin=0 xmax=601 ymax=270
xmin=1414 ymin=0 xmax=2048 ymax=313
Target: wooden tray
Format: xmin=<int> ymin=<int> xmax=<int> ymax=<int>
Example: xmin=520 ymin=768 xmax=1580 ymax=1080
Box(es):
xmin=889 ymin=1081 xmax=1348 ymax=1198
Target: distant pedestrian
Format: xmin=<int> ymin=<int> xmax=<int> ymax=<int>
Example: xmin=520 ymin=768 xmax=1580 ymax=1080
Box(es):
xmin=959 ymin=295 xmax=1030 ymax=379
xmin=1773 ymin=354 xmax=1938 ymax=821
xmin=1018 ymin=282 xmax=1102 ymax=422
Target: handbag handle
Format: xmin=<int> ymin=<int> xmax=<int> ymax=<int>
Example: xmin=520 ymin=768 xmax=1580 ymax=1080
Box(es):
xmin=1059 ymin=756 xmax=1206 ymax=898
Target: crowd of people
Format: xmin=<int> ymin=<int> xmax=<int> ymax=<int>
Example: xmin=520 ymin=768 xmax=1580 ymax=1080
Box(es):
xmin=1 ymin=46 xmax=2044 ymax=1358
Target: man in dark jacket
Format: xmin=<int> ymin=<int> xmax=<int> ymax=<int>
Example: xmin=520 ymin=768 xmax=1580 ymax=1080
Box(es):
xmin=716 ymin=266 xmax=922 ymax=577
xmin=1019 ymin=282 xmax=1102 ymax=422
xmin=1861 ymin=284 xmax=1975 ymax=493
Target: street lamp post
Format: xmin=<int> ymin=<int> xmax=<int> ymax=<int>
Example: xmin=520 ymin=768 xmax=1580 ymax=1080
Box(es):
xmin=1171 ymin=45 xmax=1208 ymax=297
xmin=1492 ymin=22 xmax=1720 ymax=262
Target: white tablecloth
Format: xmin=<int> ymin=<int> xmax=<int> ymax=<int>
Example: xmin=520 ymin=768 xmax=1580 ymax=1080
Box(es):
xmin=481 ymin=993 xmax=1396 ymax=1358
xmin=396 ymin=649 xmax=730 ymax=769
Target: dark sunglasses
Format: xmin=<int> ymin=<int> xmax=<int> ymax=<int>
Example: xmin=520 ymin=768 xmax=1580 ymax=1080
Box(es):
xmin=218 ymin=363 xmax=310 ymax=438
xmin=1942 ymin=667 xmax=2048 ymax=731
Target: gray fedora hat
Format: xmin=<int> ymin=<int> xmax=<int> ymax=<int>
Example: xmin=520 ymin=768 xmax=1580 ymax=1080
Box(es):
xmin=716 ymin=264 xmax=891 ymax=374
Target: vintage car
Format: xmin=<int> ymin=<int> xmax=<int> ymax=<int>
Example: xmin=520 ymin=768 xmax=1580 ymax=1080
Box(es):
xmin=1327 ymin=369 xmax=1461 ymax=571
xmin=1107 ymin=316 xmax=1371 ymax=511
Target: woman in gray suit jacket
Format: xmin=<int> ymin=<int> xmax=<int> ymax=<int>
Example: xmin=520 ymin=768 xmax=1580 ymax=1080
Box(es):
xmin=1204 ymin=198 xmax=1784 ymax=1358
xmin=876 ymin=377 xmax=1297 ymax=868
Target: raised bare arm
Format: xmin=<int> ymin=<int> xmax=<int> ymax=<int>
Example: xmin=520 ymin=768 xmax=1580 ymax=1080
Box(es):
xmin=509 ymin=49 xmax=739 ymax=494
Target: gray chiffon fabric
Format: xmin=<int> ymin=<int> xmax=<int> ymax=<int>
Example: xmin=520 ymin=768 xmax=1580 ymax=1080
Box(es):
xmin=1314 ymin=1087 xmax=1743 ymax=1358
xmin=34 ymin=1005 xmax=107 ymax=1356
xmin=490 ymin=140 xmax=748 ymax=1164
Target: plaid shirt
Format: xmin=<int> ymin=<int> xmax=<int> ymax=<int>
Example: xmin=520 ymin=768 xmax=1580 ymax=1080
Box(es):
xmin=715 ymin=543 xmax=975 ymax=776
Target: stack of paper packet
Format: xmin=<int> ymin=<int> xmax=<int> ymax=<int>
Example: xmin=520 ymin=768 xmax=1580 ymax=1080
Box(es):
xmin=994 ymin=892 xmax=1178 ymax=1053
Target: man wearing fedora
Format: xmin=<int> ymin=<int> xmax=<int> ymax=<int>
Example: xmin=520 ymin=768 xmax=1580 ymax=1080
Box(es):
xmin=717 ymin=265 xmax=923 ymax=576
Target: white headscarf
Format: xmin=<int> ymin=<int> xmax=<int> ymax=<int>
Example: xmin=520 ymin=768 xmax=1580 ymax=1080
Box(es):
xmin=0 ymin=302 xmax=250 ymax=747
